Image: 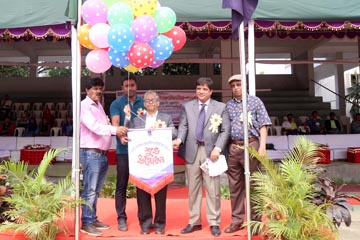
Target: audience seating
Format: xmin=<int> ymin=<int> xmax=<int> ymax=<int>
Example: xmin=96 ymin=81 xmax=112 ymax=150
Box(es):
xmin=54 ymin=118 xmax=65 ymax=127
xmin=14 ymin=127 xmax=25 ymax=136
xmin=50 ymin=127 xmax=62 ymax=136
xmin=32 ymin=102 xmax=43 ymax=111
xmin=44 ymin=102 xmax=54 ymax=110
xmin=11 ymin=103 xmax=22 ymax=111
xmin=22 ymin=103 xmax=31 ymax=111
xmin=55 ymin=102 xmax=66 ymax=111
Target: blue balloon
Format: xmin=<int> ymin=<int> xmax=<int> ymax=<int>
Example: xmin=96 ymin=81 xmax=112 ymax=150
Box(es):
xmin=108 ymin=24 xmax=134 ymax=52
xmin=149 ymin=35 xmax=174 ymax=61
xmin=108 ymin=47 xmax=130 ymax=68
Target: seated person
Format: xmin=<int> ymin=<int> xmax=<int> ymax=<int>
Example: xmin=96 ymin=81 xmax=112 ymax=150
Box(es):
xmin=0 ymin=94 xmax=12 ymax=119
xmin=324 ymin=112 xmax=341 ymax=134
xmin=282 ymin=113 xmax=298 ymax=135
xmin=24 ymin=117 xmax=39 ymax=137
xmin=38 ymin=118 xmax=51 ymax=136
xmin=304 ymin=111 xmax=324 ymax=134
xmin=62 ymin=115 xmax=73 ymax=136
xmin=42 ymin=105 xmax=54 ymax=126
xmin=17 ymin=110 xmax=30 ymax=128
xmin=0 ymin=116 xmax=15 ymax=136
xmin=351 ymin=113 xmax=360 ymax=134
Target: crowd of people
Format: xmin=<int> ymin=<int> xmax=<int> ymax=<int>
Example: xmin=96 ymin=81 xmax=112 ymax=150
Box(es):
xmin=280 ymin=110 xmax=360 ymax=135
xmin=0 ymin=95 xmax=73 ymax=137
xmin=79 ymin=74 xmax=270 ymax=237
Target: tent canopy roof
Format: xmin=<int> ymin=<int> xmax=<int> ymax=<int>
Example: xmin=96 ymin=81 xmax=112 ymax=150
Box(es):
xmin=2 ymin=0 xmax=360 ymax=29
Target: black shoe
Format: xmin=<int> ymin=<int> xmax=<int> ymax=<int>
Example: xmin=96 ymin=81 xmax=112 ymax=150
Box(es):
xmin=180 ymin=224 xmax=202 ymax=234
xmin=118 ymin=220 xmax=128 ymax=231
xmin=155 ymin=228 xmax=165 ymax=234
xmin=140 ymin=227 xmax=150 ymax=235
xmin=92 ymin=220 xmax=110 ymax=230
xmin=210 ymin=226 xmax=221 ymax=237
xmin=224 ymin=223 xmax=244 ymax=233
xmin=80 ymin=224 xmax=102 ymax=236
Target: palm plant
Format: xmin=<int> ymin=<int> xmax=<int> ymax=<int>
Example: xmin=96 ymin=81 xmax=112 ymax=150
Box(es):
xmin=0 ymin=148 xmax=79 ymax=240
xmin=249 ymin=136 xmax=338 ymax=240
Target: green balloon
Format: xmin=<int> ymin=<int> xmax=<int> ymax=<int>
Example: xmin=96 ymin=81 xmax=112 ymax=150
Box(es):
xmin=102 ymin=0 xmax=119 ymax=8
xmin=153 ymin=7 xmax=176 ymax=33
xmin=107 ymin=2 xmax=134 ymax=26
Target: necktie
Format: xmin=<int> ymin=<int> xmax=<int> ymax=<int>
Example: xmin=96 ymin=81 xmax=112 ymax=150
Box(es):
xmin=196 ymin=104 xmax=206 ymax=141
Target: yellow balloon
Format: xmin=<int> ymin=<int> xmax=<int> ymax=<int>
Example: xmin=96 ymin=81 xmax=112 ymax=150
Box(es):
xmin=130 ymin=0 xmax=157 ymax=17
xmin=124 ymin=64 xmax=140 ymax=73
xmin=77 ymin=24 xmax=97 ymax=50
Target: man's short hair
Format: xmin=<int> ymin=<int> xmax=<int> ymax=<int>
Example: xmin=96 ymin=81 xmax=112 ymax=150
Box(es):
xmin=196 ymin=77 xmax=214 ymax=90
xmin=86 ymin=77 xmax=104 ymax=90
xmin=121 ymin=73 xmax=137 ymax=85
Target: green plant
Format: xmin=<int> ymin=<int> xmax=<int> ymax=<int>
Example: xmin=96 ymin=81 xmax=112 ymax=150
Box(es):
xmin=100 ymin=176 xmax=136 ymax=199
xmin=249 ymin=136 xmax=338 ymax=240
xmin=346 ymin=71 xmax=360 ymax=117
xmin=220 ymin=184 xmax=230 ymax=200
xmin=0 ymin=148 xmax=80 ymax=240
xmin=313 ymin=176 xmax=360 ymax=227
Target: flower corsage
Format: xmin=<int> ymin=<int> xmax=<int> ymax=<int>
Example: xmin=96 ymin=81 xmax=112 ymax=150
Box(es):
xmin=240 ymin=112 xmax=253 ymax=126
xmin=137 ymin=108 xmax=147 ymax=116
xmin=153 ymin=119 xmax=167 ymax=128
xmin=208 ymin=114 xmax=222 ymax=133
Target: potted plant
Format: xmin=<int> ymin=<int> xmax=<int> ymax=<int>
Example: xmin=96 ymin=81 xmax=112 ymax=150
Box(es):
xmin=346 ymin=71 xmax=360 ymax=117
xmin=0 ymin=148 xmax=80 ymax=240
xmin=248 ymin=137 xmax=340 ymax=239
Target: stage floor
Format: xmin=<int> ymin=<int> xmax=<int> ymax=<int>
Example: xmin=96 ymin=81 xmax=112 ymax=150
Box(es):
xmin=0 ymin=185 xmax=263 ymax=240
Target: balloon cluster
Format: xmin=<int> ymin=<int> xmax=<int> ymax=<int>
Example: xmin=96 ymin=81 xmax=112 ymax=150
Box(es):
xmin=78 ymin=0 xmax=187 ymax=73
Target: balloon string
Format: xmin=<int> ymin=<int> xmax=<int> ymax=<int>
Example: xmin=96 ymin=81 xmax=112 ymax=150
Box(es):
xmin=125 ymin=71 xmax=146 ymax=124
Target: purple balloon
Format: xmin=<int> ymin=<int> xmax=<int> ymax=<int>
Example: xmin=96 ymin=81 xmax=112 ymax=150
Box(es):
xmin=82 ymin=0 xmax=108 ymax=26
xmin=131 ymin=15 xmax=158 ymax=43
xmin=149 ymin=59 xmax=165 ymax=68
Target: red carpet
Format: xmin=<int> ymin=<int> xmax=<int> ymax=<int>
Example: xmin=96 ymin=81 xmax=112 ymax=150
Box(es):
xmin=1 ymin=185 xmax=359 ymax=239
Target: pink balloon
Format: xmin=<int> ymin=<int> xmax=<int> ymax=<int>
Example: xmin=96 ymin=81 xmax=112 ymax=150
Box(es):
xmin=85 ymin=49 xmax=112 ymax=73
xmin=89 ymin=23 xmax=111 ymax=48
xmin=163 ymin=26 xmax=186 ymax=52
xmin=82 ymin=0 xmax=108 ymax=26
xmin=131 ymin=15 xmax=158 ymax=43
xmin=128 ymin=42 xmax=154 ymax=69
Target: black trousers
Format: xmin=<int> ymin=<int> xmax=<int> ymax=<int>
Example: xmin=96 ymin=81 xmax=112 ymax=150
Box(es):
xmin=115 ymin=154 xmax=129 ymax=222
xmin=136 ymin=185 xmax=167 ymax=230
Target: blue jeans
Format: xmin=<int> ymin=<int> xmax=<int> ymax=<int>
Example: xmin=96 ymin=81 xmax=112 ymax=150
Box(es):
xmin=80 ymin=149 xmax=108 ymax=226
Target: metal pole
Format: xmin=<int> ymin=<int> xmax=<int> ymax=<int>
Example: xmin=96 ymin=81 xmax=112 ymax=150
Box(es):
xmin=248 ymin=20 xmax=256 ymax=96
xmin=238 ymin=23 xmax=252 ymax=240
xmin=70 ymin=0 xmax=82 ymax=239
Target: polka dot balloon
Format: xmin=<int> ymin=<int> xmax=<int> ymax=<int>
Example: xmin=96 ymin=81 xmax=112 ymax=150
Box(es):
xmin=128 ymin=42 xmax=154 ymax=69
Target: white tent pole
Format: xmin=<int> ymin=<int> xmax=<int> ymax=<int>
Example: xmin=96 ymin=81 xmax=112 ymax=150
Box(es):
xmin=70 ymin=0 xmax=82 ymax=239
xmin=248 ymin=20 xmax=256 ymax=96
xmin=238 ymin=23 xmax=252 ymax=240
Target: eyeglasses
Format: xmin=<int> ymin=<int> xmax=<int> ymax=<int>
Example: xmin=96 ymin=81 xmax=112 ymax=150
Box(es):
xmin=144 ymin=99 xmax=157 ymax=103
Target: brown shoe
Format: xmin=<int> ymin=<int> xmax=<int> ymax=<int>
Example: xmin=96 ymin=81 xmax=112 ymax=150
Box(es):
xmin=224 ymin=223 xmax=244 ymax=233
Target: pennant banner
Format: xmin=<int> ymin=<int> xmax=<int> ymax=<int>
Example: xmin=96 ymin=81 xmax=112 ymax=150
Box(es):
xmin=128 ymin=128 xmax=174 ymax=195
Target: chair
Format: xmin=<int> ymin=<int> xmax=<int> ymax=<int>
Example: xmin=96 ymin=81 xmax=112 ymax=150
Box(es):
xmin=22 ymin=102 xmax=31 ymax=111
xmin=14 ymin=127 xmax=25 ymax=136
xmin=32 ymin=110 xmax=43 ymax=119
xmin=269 ymin=116 xmax=280 ymax=126
xmin=66 ymin=102 xmax=72 ymax=111
xmin=272 ymin=126 xmax=283 ymax=136
xmin=298 ymin=126 xmax=309 ymax=134
xmin=44 ymin=102 xmax=54 ymax=110
xmin=32 ymin=102 xmax=43 ymax=111
xmin=339 ymin=116 xmax=351 ymax=134
xmin=55 ymin=102 xmax=66 ymax=111
xmin=267 ymin=126 xmax=273 ymax=136
xmin=54 ymin=118 xmax=64 ymax=127
xmin=11 ymin=102 xmax=22 ymax=111
xmin=50 ymin=127 xmax=62 ymax=136
xmin=298 ymin=116 xmax=309 ymax=124
xmin=57 ymin=110 xmax=68 ymax=119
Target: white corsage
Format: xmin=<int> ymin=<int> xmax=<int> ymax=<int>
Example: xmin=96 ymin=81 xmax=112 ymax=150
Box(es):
xmin=153 ymin=119 xmax=167 ymax=128
xmin=208 ymin=114 xmax=222 ymax=133
xmin=240 ymin=112 xmax=253 ymax=126
xmin=137 ymin=108 xmax=147 ymax=116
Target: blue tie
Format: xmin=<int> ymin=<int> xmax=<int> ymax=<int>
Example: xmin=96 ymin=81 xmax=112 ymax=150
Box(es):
xmin=196 ymin=104 xmax=206 ymax=141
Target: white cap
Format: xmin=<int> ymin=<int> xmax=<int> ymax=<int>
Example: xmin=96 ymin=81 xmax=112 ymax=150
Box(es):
xmin=228 ymin=74 xmax=242 ymax=84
